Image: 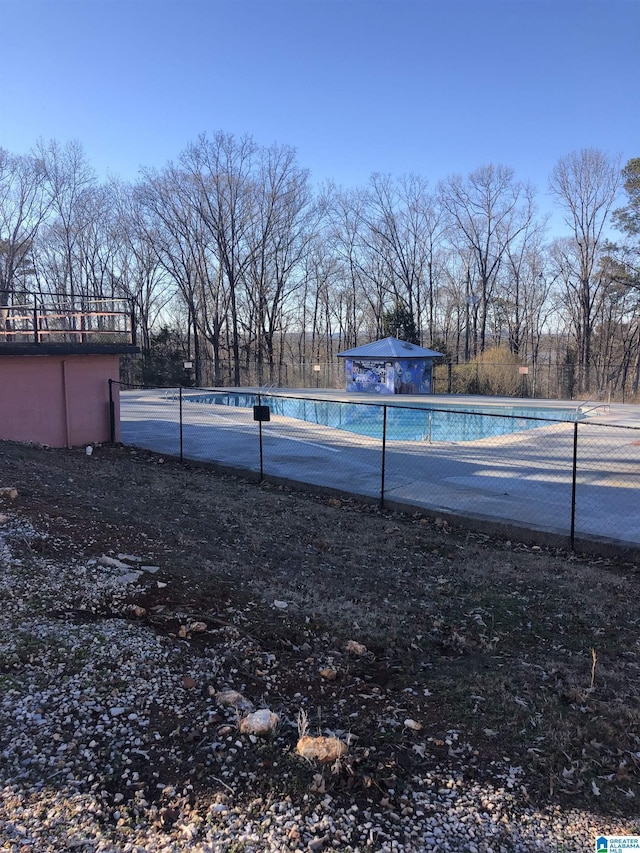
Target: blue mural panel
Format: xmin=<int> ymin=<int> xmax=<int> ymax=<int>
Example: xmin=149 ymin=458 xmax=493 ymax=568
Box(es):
xmin=344 ymin=357 xmax=434 ymax=394
xmin=345 ymin=359 xmax=392 ymax=393
xmin=392 ymin=359 xmax=432 ymax=394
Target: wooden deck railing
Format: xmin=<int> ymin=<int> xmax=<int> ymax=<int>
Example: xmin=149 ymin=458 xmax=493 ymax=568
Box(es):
xmin=0 ymin=293 xmax=136 ymax=346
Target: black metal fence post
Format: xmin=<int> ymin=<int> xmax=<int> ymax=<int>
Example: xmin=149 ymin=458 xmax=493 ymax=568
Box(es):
xmin=108 ymin=379 xmax=116 ymax=443
xmin=258 ymin=392 xmax=264 ymax=481
xmin=179 ymin=386 xmax=184 ymax=463
xmin=570 ymin=421 xmax=578 ymax=550
xmin=380 ymin=405 xmax=387 ymax=509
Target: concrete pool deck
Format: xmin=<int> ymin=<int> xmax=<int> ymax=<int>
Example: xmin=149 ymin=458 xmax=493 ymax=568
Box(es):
xmin=237 ymin=389 xmax=639 ymax=423
xmin=120 ymin=389 xmax=640 ymax=556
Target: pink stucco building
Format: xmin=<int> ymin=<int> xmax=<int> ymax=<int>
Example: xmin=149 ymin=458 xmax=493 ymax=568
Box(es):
xmin=0 ymin=294 xmax=137 ymax=448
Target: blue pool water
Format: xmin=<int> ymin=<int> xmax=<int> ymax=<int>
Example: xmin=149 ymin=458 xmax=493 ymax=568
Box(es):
xmin=186 ymin=393 xmax=579 ymax=443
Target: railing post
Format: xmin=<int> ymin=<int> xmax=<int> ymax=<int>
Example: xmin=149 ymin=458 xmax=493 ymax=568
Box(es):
xmin=130 ymin=301 xmax=137 ymax=347
xmin=33 ymin=304 xmax=39 ymax=344
xmin=380 ymin=405 xmax=387 ymax=509
xmin=570 ymin=421 xmax=578 ymax=550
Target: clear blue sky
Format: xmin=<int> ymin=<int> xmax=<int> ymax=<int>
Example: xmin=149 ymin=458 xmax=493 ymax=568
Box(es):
xmin=1 ymin=0 xmax=638 ymax=218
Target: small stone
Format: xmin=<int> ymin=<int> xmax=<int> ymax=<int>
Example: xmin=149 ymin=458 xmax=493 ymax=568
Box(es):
xmin=0 ymin=487 xmax=18 ymax=500
xmin=160 ymin=807 xmax=179 ymax=825
xmin=297 ymin=735 xmax=347 ymax=764
xmin=404 ymin=719 xmax=423 ymax=731
xmin=310 ymin=773 xmax=326 ymax=793
xmin=345 ymin=640 xmax=367 ymax=656
xmin=320 ymin=668 xmax=338 ymax=681
xmin=239 ymin=709 xmax=279 ymax=736
xmin=214 ymin=690 xmax=254 ymax=711
xmin=99 ymin=555 xmax=130 ymax=570
xmin=183 ymin=676 xmax=197 ymax=689
xmin=115 ymin=571 xmax=142 ymax=585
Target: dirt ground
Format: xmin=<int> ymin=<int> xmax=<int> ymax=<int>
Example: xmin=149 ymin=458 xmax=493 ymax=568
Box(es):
xmin=1 ymin=439 xmax=639 ymax=822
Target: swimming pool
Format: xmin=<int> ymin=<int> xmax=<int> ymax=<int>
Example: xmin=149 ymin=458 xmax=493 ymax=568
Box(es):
xmin=186 ymin=392 xmax=580 ymax=443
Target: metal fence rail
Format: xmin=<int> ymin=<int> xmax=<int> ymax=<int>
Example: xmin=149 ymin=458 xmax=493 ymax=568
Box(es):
xmin=113 ymin=384 xmax=640 ymax=553
xmin=1 ymin=291 xmax=135 ymax=345
xmin=131 ymin=358 xmax=638 ymax=403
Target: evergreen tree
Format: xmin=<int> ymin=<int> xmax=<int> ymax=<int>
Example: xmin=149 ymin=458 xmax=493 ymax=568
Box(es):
xmin=382 ymin=303 xmax=419 ymax=343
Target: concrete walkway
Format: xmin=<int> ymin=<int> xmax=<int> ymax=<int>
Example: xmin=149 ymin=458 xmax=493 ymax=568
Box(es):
xmin=120 ymin=389 xmax=640 ymax=554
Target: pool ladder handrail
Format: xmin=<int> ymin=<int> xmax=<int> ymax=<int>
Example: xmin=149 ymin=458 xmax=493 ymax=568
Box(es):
xmin=259 ymin=382 xmax=277 ymax=397
xmin=577 ymin=402 xmax=611 ymax=416
xmin=576 ymin=391 xmax=611 ymax=417
xmin=421 ymin=411 xmax=434 ymax=443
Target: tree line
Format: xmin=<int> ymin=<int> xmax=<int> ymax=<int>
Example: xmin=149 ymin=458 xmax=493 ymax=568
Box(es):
xmin=1 ymin=135 xmax=638 ymax=399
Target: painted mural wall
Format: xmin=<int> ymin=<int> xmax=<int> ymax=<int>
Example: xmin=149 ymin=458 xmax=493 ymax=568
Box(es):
xmin=345 ymin=359 xmax=393 ymax=393
xmin=345 ymin=358 xmax=433 ymax=394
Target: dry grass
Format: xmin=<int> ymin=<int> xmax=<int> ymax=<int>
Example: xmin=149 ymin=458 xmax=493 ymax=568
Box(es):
xmin=1 ymin=439 xmax=639 ymax=819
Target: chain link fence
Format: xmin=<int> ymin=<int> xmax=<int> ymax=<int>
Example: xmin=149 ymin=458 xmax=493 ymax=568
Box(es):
xmin=121 ymin=354 xmax=639 ymax=403
xmin=112 ymin=383 xmax=640 ymax=554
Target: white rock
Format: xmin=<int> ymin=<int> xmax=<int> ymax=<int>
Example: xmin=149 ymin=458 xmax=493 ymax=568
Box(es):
xmin=115 ymin=571 xmax=142 ymax=585
xmin=99 ymin=555 xmax=131 ymax=571
xmin=239 ymin=709 xmax=279 ymax=736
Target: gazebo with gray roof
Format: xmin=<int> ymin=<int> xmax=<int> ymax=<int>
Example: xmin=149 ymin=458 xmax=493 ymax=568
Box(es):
xmin=337 ymin=337 xmax=444 ymax=395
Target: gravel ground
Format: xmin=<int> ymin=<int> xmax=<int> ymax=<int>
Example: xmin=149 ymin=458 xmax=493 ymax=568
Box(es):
xmin=0 ymin=443 xmax=638 ymax=852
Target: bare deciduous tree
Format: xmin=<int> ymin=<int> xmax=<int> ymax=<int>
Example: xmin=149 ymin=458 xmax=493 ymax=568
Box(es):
xmin=438 ymin=164 xmax=536 ymax=355
xmin=0 ymin=149 xmax=50 ymax=318
xmin=549 ymin=148 xmax=620 ymax=392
